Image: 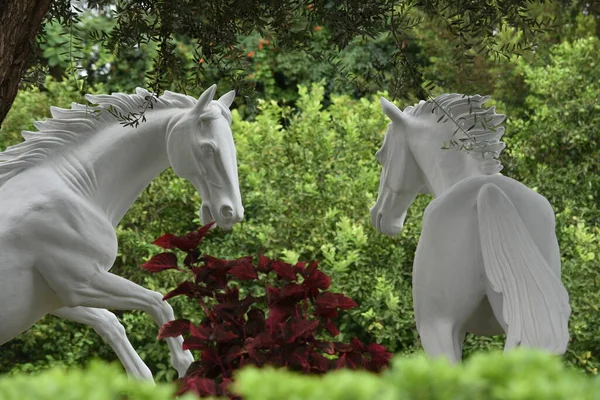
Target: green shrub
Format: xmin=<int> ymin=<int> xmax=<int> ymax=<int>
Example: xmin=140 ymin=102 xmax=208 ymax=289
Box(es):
xmin=233 ymin=349 xmax=600 ymax=400
xmin=1 ymin=350 xmax=597 ymax=400
xmin=504 ymin=35 xmax=600 ymax=374
xmin=0 ymin=360 xmax=197 ymax=400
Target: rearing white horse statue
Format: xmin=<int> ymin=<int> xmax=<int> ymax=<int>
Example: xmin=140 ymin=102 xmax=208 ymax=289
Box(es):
xmin=0 ymin=84 xmax=243 ymax=380
xmin=371 ymin=94 xmax=571 ymax=362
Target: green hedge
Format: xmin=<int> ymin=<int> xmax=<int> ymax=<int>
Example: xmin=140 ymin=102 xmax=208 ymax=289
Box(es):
xmin=233 ymin=349 xmax=600 ymax=400
xmin=1 ymin=350 xmax=596 ymax=400
xmin=0 ymin=360 xmax=197 ymax=400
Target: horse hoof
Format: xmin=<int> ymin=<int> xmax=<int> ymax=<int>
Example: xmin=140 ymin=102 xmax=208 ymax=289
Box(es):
xmin=172 ymin=350 xmax=194 ymax=378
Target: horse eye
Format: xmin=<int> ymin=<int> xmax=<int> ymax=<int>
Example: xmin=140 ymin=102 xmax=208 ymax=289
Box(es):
xmin=200 ymin=143 xmax=217 ymax=155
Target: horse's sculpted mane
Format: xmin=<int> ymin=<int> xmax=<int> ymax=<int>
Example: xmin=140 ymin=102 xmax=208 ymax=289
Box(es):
xmin=0 ymin=88 xmax=230 ymax=186
xmin=405 ymin=93 xmax=506 ymax=173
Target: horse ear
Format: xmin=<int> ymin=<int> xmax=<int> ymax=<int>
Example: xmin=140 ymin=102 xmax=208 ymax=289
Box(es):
xmin=218 ymin=90 xmax=236 ymax=108
xmin=380 ymin=97 xmax=407 ymax=126
xmin=194 ymin=84 xmax=217 ymax=113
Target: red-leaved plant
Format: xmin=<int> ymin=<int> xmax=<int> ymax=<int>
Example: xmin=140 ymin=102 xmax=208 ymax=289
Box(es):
xmin=141 ymin=223 xmax=392 ymax=398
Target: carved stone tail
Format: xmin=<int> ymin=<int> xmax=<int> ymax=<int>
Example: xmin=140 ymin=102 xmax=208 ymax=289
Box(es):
xmin=477 ymin=183 xmax=570 ymax=354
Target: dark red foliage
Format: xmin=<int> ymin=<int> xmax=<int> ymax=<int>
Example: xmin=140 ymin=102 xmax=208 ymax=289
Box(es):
xmin=140 ymin=252 xmax=179 ymax=273
xmin=228 ymin=262 xmax=258 ymax=281
xmin=163 ymin=281 xmax=213 ymax=301
xmin=314 ymin=292 xmax=359 ymax=314
xmin=256 ymin=255 xmax=273 ymax=273
xmin=144 ymin=224 xmax=393 ymax=399
xmin=152 ymin=222 xmax=215 ymax=252
xmin=323 ymin=318 xmax=341 ymax=336
xmin=158 ymin=319 xmax=191 ymax=339
xmin=271 ymin=260 xmax=298 ymax=281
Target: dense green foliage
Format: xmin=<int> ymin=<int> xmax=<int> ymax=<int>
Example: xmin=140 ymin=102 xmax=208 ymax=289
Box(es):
xmin=233 ymin=349 xmax=600 ymax=400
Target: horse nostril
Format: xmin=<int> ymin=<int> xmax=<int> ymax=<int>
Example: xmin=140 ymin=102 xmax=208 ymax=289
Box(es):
xmin=220 ymin=205 xmax=234 ymax=219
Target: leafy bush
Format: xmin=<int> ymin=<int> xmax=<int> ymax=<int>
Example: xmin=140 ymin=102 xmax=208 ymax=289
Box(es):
xmin=142 ymin=224 xmax=392 ymax=397
xmin=0 ymin=78 xmax=96 ymax=150
xmin=504 ymin=35 xmax=600 ymax=374
xmin=0 ymin=360 xmax=196 ymax=400
xmin=507 ymin=36 xmax=600 ymax=223
xmin=233 ymin=349 xmax=600 ymax=400
xmin=3 ymin=349 xmax=594 ymax=400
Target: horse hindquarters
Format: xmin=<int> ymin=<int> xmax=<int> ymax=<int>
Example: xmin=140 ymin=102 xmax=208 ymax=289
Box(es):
xmin=477 ymin=183 xmax=570 ymax=354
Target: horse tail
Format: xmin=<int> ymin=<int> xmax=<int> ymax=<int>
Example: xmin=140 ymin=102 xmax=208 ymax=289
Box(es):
xmin=477 ymin=183 xmax=570 ymax=354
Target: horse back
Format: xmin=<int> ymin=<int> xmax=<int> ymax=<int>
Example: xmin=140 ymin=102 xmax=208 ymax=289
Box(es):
xmin=427 ymin=174 xmax=553 ymax=218
xmin=425 ymin=174 xmax=559 ymax=269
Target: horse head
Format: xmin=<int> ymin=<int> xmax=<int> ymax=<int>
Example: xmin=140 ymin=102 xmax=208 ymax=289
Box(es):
xmin=165 ymin=84 xmax=243 ymax=229
xmin=370 ymin=97 xmax=426 ymax=236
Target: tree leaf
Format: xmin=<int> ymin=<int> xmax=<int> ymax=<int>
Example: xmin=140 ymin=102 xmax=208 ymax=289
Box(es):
xmin=151 ymin=233 xmax=178 ymax=249
xmin=213 ymin=324 xmax=239 ymax=343
xmin=323 ymin=318 xmax=340 ymax=336
xmin=189 ymin=323 xmax=212 ymax=340
xmin=182 ymin=336 xmax=210 ymax=351
xmin=151 ymin=222 xmax=215 ymax=252
xmin=185 ymin=377 xmax=218 ymax=396
xmin=303 ymin=268 xmax=331 ymax=292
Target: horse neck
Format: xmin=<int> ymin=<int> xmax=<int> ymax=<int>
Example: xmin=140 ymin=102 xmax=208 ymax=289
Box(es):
xmin=60 ymin=108 xmax=178 ymax=225
xmin=410 ymin=132 xmax=484 ymax=198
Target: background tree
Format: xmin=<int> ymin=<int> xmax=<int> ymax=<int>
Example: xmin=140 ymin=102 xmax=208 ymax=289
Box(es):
xmin=0 ymin=0 xmax=53 ymax=127
xmin=0 ymin=0 xmax=574 ymax=127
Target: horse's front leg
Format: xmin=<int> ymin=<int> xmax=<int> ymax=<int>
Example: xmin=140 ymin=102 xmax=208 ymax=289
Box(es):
xmin=50 ymin=271 xmax=193 ymax=377
xmin=52 ymin=306 xmax=154 ymax=381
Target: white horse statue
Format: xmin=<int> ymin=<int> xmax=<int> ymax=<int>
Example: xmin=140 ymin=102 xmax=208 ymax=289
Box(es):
xmin=371 ymin=94 xmax=571 ymax=362
xmin=0 ymin=84 xmax=243 ymax=380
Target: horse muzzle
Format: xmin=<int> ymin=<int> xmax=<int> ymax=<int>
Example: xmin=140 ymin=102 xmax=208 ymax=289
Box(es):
xmin=370 ymin=204 xmax=406 ymax=236
xmin=200 ymin=202 xmax=244 ymax=230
